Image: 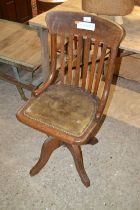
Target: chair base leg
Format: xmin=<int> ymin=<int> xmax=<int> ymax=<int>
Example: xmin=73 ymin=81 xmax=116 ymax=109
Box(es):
xmin=30 ymin=137 xmax=61 ymax=176
xmin=88 ymin=136 xmax=98 ymax=145
xmin=30 ymin=138 xmax=90 ymax=187
xmin=66 ymin=144 xmax=90 ymax=187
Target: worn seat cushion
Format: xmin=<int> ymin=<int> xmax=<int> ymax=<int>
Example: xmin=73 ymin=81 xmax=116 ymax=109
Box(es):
xmin=21 ymin=85 xmax=98 ymax=137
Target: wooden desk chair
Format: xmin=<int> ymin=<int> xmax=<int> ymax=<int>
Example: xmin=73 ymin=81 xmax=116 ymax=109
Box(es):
xmin=17 ymin=11 xmax=124 ymax=187
xmin=36 ymin=0 xmax=67 ymax=14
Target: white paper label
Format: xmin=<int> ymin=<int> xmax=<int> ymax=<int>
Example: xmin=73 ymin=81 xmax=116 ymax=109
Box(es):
xmin=76 ymin=21 xmax=95 ymax=31
xmin=83 ymin=17 xmax=91 ymax=22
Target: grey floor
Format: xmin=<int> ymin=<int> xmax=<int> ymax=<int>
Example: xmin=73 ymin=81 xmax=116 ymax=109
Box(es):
xmin=0 ymin=72 xmax=140 ymax=210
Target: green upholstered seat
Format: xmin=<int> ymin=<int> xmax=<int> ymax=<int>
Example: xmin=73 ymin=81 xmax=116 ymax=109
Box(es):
xmin=22 ymin=85 xmax=98 ymax=137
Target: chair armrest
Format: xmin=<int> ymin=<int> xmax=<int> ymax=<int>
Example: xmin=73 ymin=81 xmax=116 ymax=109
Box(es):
xmin=95 ymin=91 xmax=108 ymax=120
xmin=32 ymin=71 xmax=56 ymax=96
xmin=32 ymin=57 xmax=57 ymax=96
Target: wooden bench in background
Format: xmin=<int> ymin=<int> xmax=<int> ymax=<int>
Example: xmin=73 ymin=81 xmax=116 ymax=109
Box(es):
xmin=36 ymin=0 xmax=67 ymax=14
xmin=0 ymin=19 xmax=42 ymax=100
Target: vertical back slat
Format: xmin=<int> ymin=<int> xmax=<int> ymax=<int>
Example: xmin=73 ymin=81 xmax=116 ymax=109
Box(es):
xmin=75 ymin=35 xmax=82 ymax=86
xmin=96 ymin=50 xmax=117 ymax=116
xmin=88 ymin=40 xmax=99 ymax=92
xmin=82 ymin=37 xmax=91 ymax=89
xmin=93 ymin=45 xmax=107 ymax=95
xmin=60 ymin=35 xmax=65 ymax=84
xmin=51 ymin=33 xmax=57 ymax=72
xmin=67 ymin=35 xmax=74 ymax=84
xmin=104 ymin=50 xmax=116 ymax=89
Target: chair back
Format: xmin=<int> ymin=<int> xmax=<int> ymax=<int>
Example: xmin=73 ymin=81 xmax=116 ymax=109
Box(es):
xmin=46 ymin=11 xmax=124 ymax=98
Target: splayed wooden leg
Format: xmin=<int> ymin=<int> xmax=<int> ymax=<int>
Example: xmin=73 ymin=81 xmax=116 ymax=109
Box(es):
xmin=30 ymin=137 xmax=61 ymax=176
xmin=66 ymin=144 xmax=90 ymax=187
xmin=88 ymin=136 xmax=98 ymax=145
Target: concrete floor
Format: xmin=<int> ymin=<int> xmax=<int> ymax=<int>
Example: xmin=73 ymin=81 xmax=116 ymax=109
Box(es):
xmin=0 ymin=72 xmax=140 ymax=209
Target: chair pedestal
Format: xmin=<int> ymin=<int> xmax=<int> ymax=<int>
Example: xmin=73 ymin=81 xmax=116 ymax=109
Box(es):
xmin=30 ymin=137 xmax=92 ymax=187
xmin=30 ymin=137 xmax=61 ymax=176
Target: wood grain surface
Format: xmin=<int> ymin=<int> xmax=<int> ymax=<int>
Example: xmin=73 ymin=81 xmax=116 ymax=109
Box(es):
xmin=0 ymin=19 xmax=41 ymax=71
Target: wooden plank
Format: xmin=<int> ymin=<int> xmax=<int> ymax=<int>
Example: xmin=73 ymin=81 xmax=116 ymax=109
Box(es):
xmin=0 ymin=71 xmax=36 ymax=90
xmin=0 ymin=19 xmax=41 ymax=70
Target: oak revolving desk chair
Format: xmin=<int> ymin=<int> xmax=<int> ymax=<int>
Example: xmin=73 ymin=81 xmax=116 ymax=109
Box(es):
xmin=17 ymin=11 xmax=124 ymax=187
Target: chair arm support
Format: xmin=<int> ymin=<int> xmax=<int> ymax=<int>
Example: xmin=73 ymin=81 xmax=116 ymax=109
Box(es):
xmin=32 ymin=32 xmax=58 ymax=97
xmin=95 ymin=73 xmax=114 ymax=120
xmin=32 ymin=60 xmax=57 ymax=97
xmin=96 ymin=49 xmax=118 ymax=119
xmin=95 ymin=90 xmax=109 ymax=120
xmin=32 ymin=72 xmax=56 ymax=97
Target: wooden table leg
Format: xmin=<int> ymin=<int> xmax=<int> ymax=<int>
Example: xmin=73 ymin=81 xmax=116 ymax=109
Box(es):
xmin=12 ymin=66 xmax=28 ymax=101
xmin=38 ymin=27 xmax=50 ymax=81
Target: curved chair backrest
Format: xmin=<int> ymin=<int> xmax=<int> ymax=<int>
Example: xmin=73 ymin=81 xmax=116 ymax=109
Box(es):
xmin=46 ymin=11 xmax=123 ymax=47
xmin=46 ymin=11 xmax=124 ymax=100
